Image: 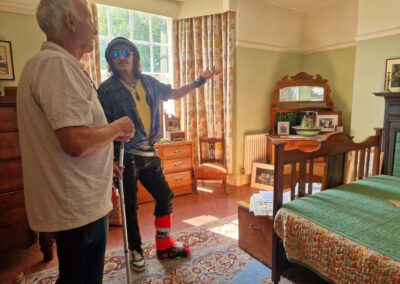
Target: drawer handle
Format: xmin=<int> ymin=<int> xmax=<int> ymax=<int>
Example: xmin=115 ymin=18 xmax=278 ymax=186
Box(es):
xmin=174 ymin=161 xmax=182 ymax=166
xmin=175 ymin=176 xmax=183 ymax=181
xmin=250 ymin=224 xmax=261 ymax=231
xmin=174 ymin=148 xmax=181 ymax=153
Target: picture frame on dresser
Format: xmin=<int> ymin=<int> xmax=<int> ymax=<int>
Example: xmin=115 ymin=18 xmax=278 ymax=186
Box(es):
xmin=385 ymin=58 xmax=400 ymax=92
xmin=277 ymin=121 xmax=290 ymax=136
xmin=0 ymin=40 xmax=15 ymax=80
xmin=316 ymin=111 xmax=340 ymax=132
xmin=335 ymin=125 xmax=344 ymax=133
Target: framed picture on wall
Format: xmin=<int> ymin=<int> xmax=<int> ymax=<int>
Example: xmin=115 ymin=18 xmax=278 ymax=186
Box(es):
xmin=385 ymin=58 xmax=400 ymax=92
xmin=0 ymin=41 xmax=15 ymax=80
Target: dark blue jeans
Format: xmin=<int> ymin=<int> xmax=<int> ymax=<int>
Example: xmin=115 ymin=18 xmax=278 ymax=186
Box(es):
xmin=123 ymin=153 xmax=174 ymax=254
xmin=55 ymin=215 xmax=108 ymax=284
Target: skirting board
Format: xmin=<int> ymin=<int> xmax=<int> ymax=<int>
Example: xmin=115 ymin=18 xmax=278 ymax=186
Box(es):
xmin=227 ymin=174 xmax=251 ymax=186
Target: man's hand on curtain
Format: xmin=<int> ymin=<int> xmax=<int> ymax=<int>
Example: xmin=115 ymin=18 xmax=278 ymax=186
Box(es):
xmin=201 ymin=66 xmax=221 ymax=80
xmin=170 ymin=66 xmax=222 ymax=100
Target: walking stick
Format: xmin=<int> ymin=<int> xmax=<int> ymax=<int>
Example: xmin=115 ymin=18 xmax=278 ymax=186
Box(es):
xmin=117 ymin=142 xmax=132 ymax=283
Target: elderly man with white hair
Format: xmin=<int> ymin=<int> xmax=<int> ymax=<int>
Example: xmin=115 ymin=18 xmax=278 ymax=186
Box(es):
xmin=17 ymin=0 xmax=134 ymax=282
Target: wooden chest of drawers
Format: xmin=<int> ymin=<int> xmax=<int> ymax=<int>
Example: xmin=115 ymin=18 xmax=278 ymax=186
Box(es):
xmin=137 ymin=141 xmax=194 ymax=203
xmin=0 ymin=96 xmax=33 ymax=251
xmin=237 ymin=201 xmax=273 ymax=268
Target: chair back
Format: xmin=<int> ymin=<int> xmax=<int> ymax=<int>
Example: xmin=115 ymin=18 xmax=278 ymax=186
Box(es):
xmin=199 ymin=137 xmax=225 ymax=165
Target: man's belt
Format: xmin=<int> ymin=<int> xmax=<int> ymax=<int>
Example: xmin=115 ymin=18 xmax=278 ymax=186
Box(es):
xmin=128 ymin=148 xmax=158 ymax=157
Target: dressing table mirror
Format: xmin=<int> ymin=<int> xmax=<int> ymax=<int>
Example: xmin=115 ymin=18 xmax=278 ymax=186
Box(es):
xmin=267 ymin=72 xmax=342 ymax=169
xmin=269 ymin=72 xmax=339 ymax=135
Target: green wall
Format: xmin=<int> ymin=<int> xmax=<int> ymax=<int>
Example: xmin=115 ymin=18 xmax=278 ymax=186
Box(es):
xmin=233 ymin=46 xmax=357 ymax=175
xmin=0 ymin=11 xmax=45 ymax=95
xmin=234 ymin=47 xmax=302 ymax=174
xmin=303 ymin=47 xmax=356 ymax=134
xmin=351 ymin=34 xmax=400 ymax=140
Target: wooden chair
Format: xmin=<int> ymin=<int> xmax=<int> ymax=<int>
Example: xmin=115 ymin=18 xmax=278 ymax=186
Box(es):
xmin=193 ymin=137 xmax=228 ymax=194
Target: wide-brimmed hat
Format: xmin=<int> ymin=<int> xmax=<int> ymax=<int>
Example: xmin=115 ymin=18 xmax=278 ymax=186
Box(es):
xmin=105 ymin=37 xmax=138 ymax=65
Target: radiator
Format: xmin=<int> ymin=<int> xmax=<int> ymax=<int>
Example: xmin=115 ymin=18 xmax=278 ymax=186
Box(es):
xmin=244 ymin=134 xmax=268 ymax=174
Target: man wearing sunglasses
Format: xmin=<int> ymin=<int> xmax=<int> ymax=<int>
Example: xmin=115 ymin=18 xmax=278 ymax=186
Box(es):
xmin=98 ymin=37 xmax=220 ymax=272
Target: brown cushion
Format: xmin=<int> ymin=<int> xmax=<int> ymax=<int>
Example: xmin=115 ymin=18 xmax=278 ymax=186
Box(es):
xmin=194 ymin=163 xmax=228 ymax=179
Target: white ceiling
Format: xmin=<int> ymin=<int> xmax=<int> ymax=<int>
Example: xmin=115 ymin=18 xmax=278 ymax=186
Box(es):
xmin=259 ymin=0 xmax=342 ymax=13
xmin=0 ymin=0 xmax=344 ymax=15
xmin=170 ymin=0 xmax=342 ymax=13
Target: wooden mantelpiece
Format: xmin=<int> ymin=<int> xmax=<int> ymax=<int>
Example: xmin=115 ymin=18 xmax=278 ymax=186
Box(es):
xmin=374 ymin=92 xmax=400 ymax=176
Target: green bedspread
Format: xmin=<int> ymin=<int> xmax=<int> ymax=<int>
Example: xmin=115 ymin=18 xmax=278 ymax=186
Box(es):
xmin=282 ymin=175 xmax=400 ymax=261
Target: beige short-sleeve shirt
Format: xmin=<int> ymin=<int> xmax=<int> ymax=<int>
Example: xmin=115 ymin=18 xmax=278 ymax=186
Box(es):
xmin=17 ymin=42 xmax=113 ymax=232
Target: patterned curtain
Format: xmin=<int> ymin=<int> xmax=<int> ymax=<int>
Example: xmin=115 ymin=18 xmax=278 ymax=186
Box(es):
xmin=81 ymin=2 xmax=101 ymax=88
xmin=172 ymin=11 xmax=235 ymax=173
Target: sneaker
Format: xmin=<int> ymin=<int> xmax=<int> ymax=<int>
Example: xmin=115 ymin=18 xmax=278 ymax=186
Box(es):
xmin=157 ymin=242 xmax=190 ymax=260
xmin=130 ymin=250 xmax=145 ymax=272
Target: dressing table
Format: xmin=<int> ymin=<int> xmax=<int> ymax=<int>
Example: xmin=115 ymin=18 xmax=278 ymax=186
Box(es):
xmin=267 ymin=72 xmax=342 ymax=164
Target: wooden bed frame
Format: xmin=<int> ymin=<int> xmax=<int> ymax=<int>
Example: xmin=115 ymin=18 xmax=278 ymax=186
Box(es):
xmin=270 ymin=128 xmax=383 ymax=283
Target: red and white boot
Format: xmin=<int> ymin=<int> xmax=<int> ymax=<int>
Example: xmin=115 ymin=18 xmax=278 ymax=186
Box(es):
xmin=155 ymin=215 xmax=190 ymax=260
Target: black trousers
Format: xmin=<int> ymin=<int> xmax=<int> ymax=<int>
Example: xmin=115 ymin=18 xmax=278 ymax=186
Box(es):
xmin=123 ymin=153 xmax=174 ymax=254
xmin=55 ymin=215 xmax=108 ymax=284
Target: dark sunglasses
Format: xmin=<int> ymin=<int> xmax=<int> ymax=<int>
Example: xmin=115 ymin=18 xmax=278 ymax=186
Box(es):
xmin=111 ymin=50 xmax=132 ymax=59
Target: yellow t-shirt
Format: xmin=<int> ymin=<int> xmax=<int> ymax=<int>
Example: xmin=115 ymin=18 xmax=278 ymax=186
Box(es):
xmin=121 ymin=79 xmax=151 ymax=138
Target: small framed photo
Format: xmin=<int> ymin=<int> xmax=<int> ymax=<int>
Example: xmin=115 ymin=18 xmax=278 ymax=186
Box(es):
xmin=385 ymin=58 xmax=400 ymax=92
xmin=0 ymin=41 xmax=15 ymax=80
xmin=277 ymin=121 xmax=290 ymax=136
xmin=316 ymin=112 xmax=339 ymax=132
xmin=335 ymin=125 xmax=344 ymax=133
xmin=251 ymin=162 xmax=274 ymax=190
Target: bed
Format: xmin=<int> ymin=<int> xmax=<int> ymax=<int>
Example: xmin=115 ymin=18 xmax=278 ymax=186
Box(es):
xmin=270 ymin=128 xmax=400 ymax=283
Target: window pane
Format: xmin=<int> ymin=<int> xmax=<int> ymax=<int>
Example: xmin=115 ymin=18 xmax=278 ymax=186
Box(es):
xmin=152 ymin=16 xmax=168 ymax=43
xmin=97 ymin=5 xmax=108 ymax=36
xmin=133 ymin=12 xmax=149 ymax=41
xmin=163 ymin=100 xmax=175 ymax=115
xmin=110 ymin=7 xmax=130 ymax=38
xmin=137 ymin=44 xmax=151 ymax=72
xmin=153 ymin=46 xmax=169 ymax=73
xmin=99 ymin=38 xmax=108 ymax=71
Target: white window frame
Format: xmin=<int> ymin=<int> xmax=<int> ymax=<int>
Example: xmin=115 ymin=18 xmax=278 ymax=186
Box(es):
xmin=97 ymin=4 xmax=173 ymax=85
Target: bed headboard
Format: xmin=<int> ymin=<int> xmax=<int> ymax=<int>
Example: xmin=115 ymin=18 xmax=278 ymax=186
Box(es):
xmin=271 ymin=128 xmax=383 ymax=217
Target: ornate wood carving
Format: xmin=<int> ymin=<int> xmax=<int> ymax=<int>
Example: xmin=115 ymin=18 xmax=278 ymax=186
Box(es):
xmin=269 ymin=72 xmax=335 ymax=135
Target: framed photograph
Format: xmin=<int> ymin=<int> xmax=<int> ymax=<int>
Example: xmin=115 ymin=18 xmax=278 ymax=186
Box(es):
xmin=277 ymin=121 xmax=290 ymax=136
xmin=385 ymin=58 xmax=400 ymax=92
xmin=316 ymin=112 xmax=340 ymax=132
xmin=0 ymin=41 xmax=15 ymax=80
xmin=250 ymin=162 xmax=274 ymax=190
xmin=335 ymin=125 xmax=344 ymax=133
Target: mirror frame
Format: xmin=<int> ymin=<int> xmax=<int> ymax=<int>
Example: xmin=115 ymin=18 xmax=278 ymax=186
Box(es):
xmin=271 ymin=72 xmax=333 ymax=107
xmin=269 ymin=72 xmax=335 ymax=135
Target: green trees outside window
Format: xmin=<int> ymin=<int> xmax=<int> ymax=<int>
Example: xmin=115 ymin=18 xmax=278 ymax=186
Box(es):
xmin=97 ymin=4 xmax=172 ymax=84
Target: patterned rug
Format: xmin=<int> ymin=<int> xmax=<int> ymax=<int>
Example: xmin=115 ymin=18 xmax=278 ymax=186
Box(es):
xmin=23 ymin=215 xmax=271 ymax=283
xmin=23 ymin=215 xmax=325 ymax=284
